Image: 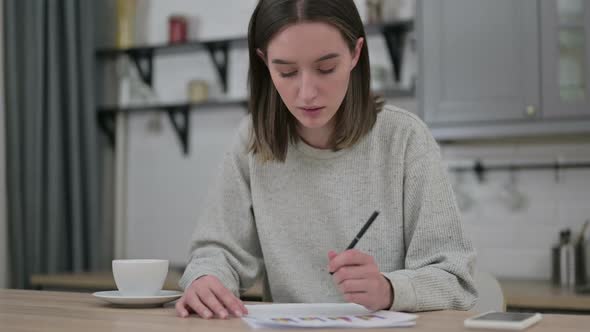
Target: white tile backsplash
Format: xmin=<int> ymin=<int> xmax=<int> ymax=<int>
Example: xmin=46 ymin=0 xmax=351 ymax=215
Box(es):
xmin=477 ymin=247 xmax=551 ymax=280
xmin=443 ymin=142 xmax=590 ymax=279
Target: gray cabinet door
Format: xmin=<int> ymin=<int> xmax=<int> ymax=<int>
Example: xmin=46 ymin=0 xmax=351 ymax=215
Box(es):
xmin=420 ymin=0 xmax=540 ymax=124
xmin=541 ymin=0 xmax=590 ymax=119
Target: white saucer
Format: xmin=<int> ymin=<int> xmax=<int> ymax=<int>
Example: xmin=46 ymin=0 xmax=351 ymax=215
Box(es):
xmin=93 ymin=290 xmax=183 ymax=307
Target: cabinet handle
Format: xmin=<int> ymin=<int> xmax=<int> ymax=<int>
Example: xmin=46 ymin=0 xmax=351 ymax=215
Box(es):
xmin=525 ymin=105 xmax=537 ymax=117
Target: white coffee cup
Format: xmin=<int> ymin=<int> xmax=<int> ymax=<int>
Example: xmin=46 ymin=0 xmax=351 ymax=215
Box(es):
xmin=112 ymin=259 xmax=169 ymax=296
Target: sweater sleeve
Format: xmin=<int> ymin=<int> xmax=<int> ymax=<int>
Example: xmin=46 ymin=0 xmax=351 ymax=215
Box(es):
xmin=179 ymin=119 xmax=264 ymax=297
xmin=383 ymin=126 xmax=478 ymax=312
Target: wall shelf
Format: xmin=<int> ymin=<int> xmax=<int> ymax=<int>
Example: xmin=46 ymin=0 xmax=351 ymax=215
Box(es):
xmin=96 ymin=37 xmax=246 ymax=58
xmin=97 ymin=99 xmax=247 ymax=155
xmin=96 ymin=20 xmax=414 ymax=155
xmin=97 ymin=38 xmax=242 ymax=92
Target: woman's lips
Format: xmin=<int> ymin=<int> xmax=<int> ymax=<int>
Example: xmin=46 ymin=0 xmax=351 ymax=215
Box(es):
xmin=299 ymin=106 xmax=325 ymax=113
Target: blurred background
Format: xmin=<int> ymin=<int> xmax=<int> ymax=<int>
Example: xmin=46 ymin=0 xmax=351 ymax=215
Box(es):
xmin=1 ymin=0 xmax=590 ymax=313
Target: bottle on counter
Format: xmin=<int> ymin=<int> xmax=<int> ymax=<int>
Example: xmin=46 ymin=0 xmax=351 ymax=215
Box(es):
xmin=561 ymin=229 xmax=576 ymax=288
xmin=553 ymin=229 xmax=576 ymax=288
xmin=574 ymin=220 xmax=589 ymax=287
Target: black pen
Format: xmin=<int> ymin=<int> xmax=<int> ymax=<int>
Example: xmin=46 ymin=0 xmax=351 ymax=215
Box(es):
xmin=330 ymin=210 xmax=380 ymax=274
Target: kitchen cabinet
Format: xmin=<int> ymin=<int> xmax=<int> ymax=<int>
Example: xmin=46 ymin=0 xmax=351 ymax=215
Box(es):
xmin=419 ymin=0 xmax=590 ymax=139
xmin=420 ymin=0 xmax=540 ymax=124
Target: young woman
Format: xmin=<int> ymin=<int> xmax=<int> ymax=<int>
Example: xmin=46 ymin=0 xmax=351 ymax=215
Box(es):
xmin=176 ymin=0 xmax=477 ymax=319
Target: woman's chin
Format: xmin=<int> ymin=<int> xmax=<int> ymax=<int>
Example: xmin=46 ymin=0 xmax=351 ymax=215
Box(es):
xmin=297 ymin=118 xmax=330 ymax=130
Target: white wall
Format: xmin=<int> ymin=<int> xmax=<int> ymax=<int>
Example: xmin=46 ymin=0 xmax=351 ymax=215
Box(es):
xmin=122 ymin=0 xmax=395 ymax=266
xmin=0 ymin=0 xmax=9 ymax=288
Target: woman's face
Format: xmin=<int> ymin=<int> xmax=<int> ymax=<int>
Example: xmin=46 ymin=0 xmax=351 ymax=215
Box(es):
xmin=262 ymin=22 xmax=363 ymax=133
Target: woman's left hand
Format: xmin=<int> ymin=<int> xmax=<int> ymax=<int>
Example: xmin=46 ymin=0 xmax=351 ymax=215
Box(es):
xmin=328 ymin=249 xmax=394 ymax=311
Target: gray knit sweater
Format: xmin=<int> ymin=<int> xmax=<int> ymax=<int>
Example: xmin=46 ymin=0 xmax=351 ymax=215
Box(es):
xmin=180 ymin=105 xmax=477 ymax=312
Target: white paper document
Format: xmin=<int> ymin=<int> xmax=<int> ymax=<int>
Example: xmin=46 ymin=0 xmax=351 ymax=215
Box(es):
xmin=242 ymin=303 xmax=417 ymax=329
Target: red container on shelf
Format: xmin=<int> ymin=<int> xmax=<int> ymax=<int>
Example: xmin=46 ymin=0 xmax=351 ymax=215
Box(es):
xmin=169 ymin=15 xmax=188 ymax=44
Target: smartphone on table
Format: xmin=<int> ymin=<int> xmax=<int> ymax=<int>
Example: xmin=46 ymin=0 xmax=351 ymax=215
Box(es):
xmin=464 ymin=311 xmax=542 ymax=330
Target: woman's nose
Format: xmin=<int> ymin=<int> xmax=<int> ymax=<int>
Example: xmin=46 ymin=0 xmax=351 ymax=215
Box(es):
xmin=298 ymin=71 xmax=318 ymax=103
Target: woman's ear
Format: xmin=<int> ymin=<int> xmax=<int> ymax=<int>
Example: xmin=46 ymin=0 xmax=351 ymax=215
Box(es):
xmin=350 ymin=37 xmax=364 ymax=70
xmin=256 ymin=48 xmax=267 ymax=65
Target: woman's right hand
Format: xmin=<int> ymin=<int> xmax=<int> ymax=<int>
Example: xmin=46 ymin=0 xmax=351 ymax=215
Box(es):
xmin=175 ymin=275 xmax=248 ymax=319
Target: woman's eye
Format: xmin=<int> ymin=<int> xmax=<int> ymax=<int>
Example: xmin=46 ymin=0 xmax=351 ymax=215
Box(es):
xmin=280 ymin=71 xmax=297 ymax=78
xmin=318 ymin=67 xmax=336 ymax=74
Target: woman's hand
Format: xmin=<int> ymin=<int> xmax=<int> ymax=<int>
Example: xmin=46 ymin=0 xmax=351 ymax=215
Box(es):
xmin=328 ymin=249 xmax=394 ymax=311
xmin=175 ymin=275 xmax=248 ymax=319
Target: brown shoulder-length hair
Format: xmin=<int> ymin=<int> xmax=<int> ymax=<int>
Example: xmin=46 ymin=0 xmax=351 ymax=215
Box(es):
xmin=247 ymin=0 xmax=380 ymax=162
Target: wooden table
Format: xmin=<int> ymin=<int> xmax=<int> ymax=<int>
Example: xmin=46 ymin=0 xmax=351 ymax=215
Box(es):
xmin=500 ymin=279 xmax=590 ymax=313
xmin=1 ymin=289 xmax=589 ymax=332
xmin=29 ymin=272 xmax=590 ymax=313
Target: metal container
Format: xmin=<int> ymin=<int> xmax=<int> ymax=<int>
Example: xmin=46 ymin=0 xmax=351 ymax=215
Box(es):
xmin=575 ymin=240 xmax=587 ymax=286
xmin=552 ymin=229 xmax=576 ymax=288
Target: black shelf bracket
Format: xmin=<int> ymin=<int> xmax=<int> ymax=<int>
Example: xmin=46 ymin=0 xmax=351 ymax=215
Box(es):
xmin=381 ymin=23 xmax=413 ymax=82
xmin=97 ymin=111 xmax=116 ymax=147
xmin=165 ymin=105 xmax=191 ymax=155
xmin=128 ymin=49 xmax=155 ymax=87
xmin=97 ymin=106 xmax=191 ymax=155
xmin=203 ymin=41 xmax=230 ymax=93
